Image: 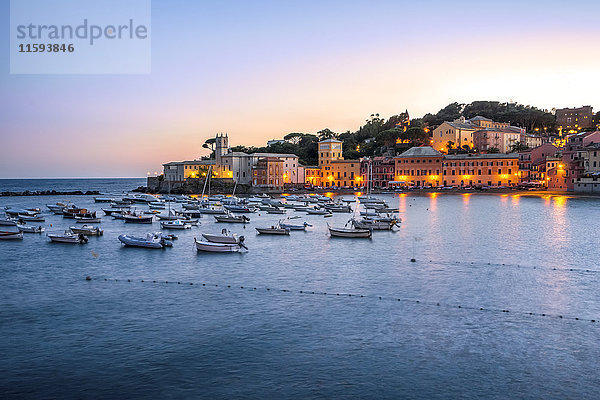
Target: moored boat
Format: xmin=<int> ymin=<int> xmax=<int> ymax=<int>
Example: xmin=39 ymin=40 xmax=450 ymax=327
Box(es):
xmin=70 ymin=225 xmax=104 ymax=236
xmin=214 ymin=214 xmax=250 ymax=223
xmin=48 ymin=231 xmax=89 ymax=244
xmin=202 ymin=229 xmax=243 ymax=244
xmin=0 ymin=217 xmax=17 ymax=226
xmin=194 ymin=237 xmax=246 ymax=252
xmin=327 ymin=223 xmax=372 ymax=238
xmin=255 ymin=225 xmax=290 ymax=235
xmin=123 ymin=213 xmax=154 ymax=224
xmin=75 ymin=216 xmax=101 ymax=223
xmin=17 ymin=214 xmax=45 ymax=222
xmin=0 ymin=231 xmax=23 ymax=240
xmin=17 ymin=224 xmax=45 ymax=233
xmin=118 ymin=233 xmax=171 ymax=248
xmin=160 ymin=220 xmax=191 ymax=229
xmin=279 ymin=221 xmax=311 ymax=231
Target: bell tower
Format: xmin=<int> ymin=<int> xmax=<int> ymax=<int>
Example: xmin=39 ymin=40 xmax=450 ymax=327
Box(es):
xmin=215 ymin=133 xmax=229 ymax=165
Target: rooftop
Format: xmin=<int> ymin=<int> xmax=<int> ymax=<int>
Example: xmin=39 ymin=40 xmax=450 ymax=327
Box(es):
xmin=469 ymin=116 xmax=492 ymax=122
xmin=395 ymin=146 xmax=442 ymax=158
xmin=251 ymin=152 xmax=299 ymax=158
xmin=163 ymin=160 xmax=215 ymax=166
xmin=318 ymin=138 xmax=343 ymax=143
xmin=443 ymin=153 xmax=519 ymax=160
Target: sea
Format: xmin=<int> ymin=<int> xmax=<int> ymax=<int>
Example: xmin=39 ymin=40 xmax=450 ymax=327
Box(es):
xmin=1 ymin=179 xmax=599 ymax=399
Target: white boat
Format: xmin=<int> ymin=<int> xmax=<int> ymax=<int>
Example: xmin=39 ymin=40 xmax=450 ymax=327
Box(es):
xmin=0 ymin=217 xmax=17 ymax=226
xmin=48 ymin=231 xmax=89 ymax=244
xmin=118 ymin=233 xmax=171 ymax=248
xmin=94 ymin=197 xmax=114 ymax=203
xmin=70 ymin=225 xmax=103 ymax=236
xmin=0 ymin=231 xmax=23 ymax=240
xmin=123 ymin=214 xmax=153 ymax=224
xmin=351 ymin=218 xmax=397 ymax=230
xmin=256 ymin=225 xmax=290 ymax=235
xmin=324 ymin=205 xmax=352 ymax=213
xmin=102 ymin=208 xmax=126 ymax=216
xmin=327 ymin=223 xmax=372 ymax=238
xmin=5 ymin=208 xmax=37 ymax=217
xmin=194 ymin=237 xmax=246 ymax=253
xmin=17 ymin=224 xmax=45 ymax=233
xmin=46 ymin=203 xmax=67 ymax=212
xmin=266 ymin=207 xmax=286 ymax=214
xmin=197 ymin=207 xmax=227 ymax=215
xmin=75 ymin=216 xmax=101 ymax=223
xmin=279 ymin=221 xmax=311 ymax=231
xmin=306 ymin=207 xmax=332 ymax=215
xmin=224 ymin=205 xmax=256 ymax=213
xmin=215 ymin=214 xmax=250 ymax=223
xmin=17 ymin=214 xmax=45 ymax=222
xmin=160 ymin=220 xmax=191 ymax=230
xmin=202 ymin=229 xmax=243 ymax=244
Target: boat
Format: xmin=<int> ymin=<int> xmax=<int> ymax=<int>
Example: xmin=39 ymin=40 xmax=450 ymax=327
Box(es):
xmin=75 ymin=216 xmax=101 ymax=223
xmin=0 ymin=231 xmax=23 ymax=240
xmin=351 ymin=218 xmax=397 ymax=230
xmin=306 ymin=207 xmax=332 ymax=215
xmin=197 ymin=207 xmax=227 ymax=215
xmin=46 ymin=203 xmax=68 ymax=212
xmin=215 ymin=214 xmax=250 ymax=223
xmin=5 ymin=208 xmax=37 ymax=217
xmin=255 ymin=225 xmax=290 ymax=235
xmin=156 ymin=211 xmax=180 ymax=220
xmin=224 ymin=205 xmax=256 ymax=213
xmin=48 ymin=231 xmax=89 ymax=244
xmin=102 ymin=208 xmax=126 ymax=216
xmin=266 ymin=207 xmax=286 ymax=214
xmin=94 ymin=197 xmax=114 ymax=203
xmin=160 ymin=220 xmax=191 ymax=229
xmin=292 ymin=205 xmax=310 ymax=211
xmin=118 ymin=233 xmax=172 ymax=248
xmin=123 ymin=213 xmax=154 ymax=224
xmin=148 ymin=203 xmax=166 ymax=210
xmin=324 ymin=205 xmax=352 ymax=213
xmin=279 ymin=221 xmax=311 ymax=231
xmin=17 ymin=214 xmax=45 ymax=222
xmin=0 ymin=217 xmax=17 ymax=226
xmin=194 ymin=237 xmax=247 ymax=253
xmin=17 ymin=224 xmax=45 ymax=233
xmin=70 ymin=225 xmax=104 ymax=236
xmin=202 ymin=229 xmax=243 ymax=244
xmin=360 ymin=210 xmax=380 ymax=217
xmin=327 ymin=223 xmax=372 ymax=238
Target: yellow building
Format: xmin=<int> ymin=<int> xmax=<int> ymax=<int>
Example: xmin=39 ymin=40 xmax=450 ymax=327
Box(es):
xmin=305 ymin=138 xmax=361 ymax=187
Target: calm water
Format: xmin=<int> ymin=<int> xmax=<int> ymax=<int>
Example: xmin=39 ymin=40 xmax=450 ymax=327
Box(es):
xmin=0 ymin=178 xmax=146 ymax=193
xmin=1 ymin=187 xmax=599 ymax=399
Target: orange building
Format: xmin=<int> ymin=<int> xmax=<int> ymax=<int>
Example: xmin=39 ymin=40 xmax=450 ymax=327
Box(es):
xmin=393 ymin=147 xmax=443 ymax=187
xmin=442 ymin=154 xmax=519 ymax=187
xmin=306 ymin=138 xmax=361 ymax=187
xmin=252 ymin=157 xmax=284 ymax=190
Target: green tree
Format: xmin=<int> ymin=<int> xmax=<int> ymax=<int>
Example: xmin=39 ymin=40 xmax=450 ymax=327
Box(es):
xmin=510 ymin=141 xmax=529 ymax=153
xmin=317 ymin=128 xmax=337 ymax=141
xmin=487 ymin=147 xmax=500 ymax=154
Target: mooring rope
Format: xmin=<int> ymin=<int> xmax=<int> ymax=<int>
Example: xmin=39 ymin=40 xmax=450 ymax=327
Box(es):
xmin=86 ymin=276 xmax=599 ymax=324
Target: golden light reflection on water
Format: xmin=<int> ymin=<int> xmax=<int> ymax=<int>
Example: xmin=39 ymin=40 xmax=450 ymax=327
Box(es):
xmin=511 ymin=194 xmax=520 ymax=205
xmin=398 ymin=193 xmax=407 ymax=213
xmin=462 ymin=193 xmax=471 ymax=204
xmin=428 ymin=192 xmax=438 ymax=212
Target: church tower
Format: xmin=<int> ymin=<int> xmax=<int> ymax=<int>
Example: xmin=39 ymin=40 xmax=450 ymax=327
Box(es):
xmin=215 ymin=133 xmax=229 ymax=165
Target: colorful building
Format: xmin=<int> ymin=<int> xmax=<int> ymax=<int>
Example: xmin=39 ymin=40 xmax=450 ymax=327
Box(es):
xmin=308 ymin=138 xmax=361 ymax=187
xmin=393 ymin=147 xmax=443 ymax=187
xmin=252 ymin=157 xmax=284 ymax=190
xmin=442 ymin=153 xmax=519 ymax=187
xmin=556 ymin=106 xmax=594 ymax=133
xmin=473 ymin=126 xmax=524 ymax=153
xmin=361 ymin=157 xmax=395 ymax=188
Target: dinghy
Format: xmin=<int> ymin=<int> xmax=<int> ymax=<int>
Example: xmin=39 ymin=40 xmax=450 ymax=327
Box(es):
xmin=279 ymin=221 xmax=311 ymax=231
xmin=48 ymin=231 xmax=88 ymax=244
xmin=202 ymin=229 xmax=243 ymax=244
xmin=214 ymin=214 xmax=250 ymax=223
xmin=17 ymin=214 xmax=45 ymax=222
xmin=0 ymin=217 xmax=17 ymax=226
xmin=194 ymin=237 xmax=246 ymax=253
xmin=160 ymin=220 xmax=191 ymax=229
xmin=70 ymin=225 xmax=104 ymax=236
xmin=0 ymin=231 xmax=23 ymax=240
xmin=118 ymin=233 xmax=171 ymax=248
xmin=17 ymin=224 xmax=45 ymax=233
xmin=75 ymin=216 xmax=101 ymax=223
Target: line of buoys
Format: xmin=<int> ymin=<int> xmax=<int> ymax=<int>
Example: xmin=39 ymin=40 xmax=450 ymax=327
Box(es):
xmin=85 ymin=276 xmax=600 ymax=323
xmin=424 ymin=258 xmax=597 ymax=275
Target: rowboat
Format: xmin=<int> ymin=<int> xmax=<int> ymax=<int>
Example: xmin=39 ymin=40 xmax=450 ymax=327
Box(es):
xmin=256 ymin=225 xmax=290 ymax=235
xmin=123 ymin=214 xmax=153 ymax=224
xmin=75 ymin=216 xmax=101 ymax=223
xmin=327 ymin=223 xmax=372 ymax=238
xmin=48 ymin=232 xmax=89 ymax=244
xmin=215 ymin=214 xmax=250 ymax=223
xmin=194 ymin=237 xmax=246 ymax=252
xmin=70 ymin=225 xmax=103 ymax=236
xmin=202 ymin=229 xmax=243 ymax=244
xmin=17 ymin=224 xmax=45 ymax=233
xmin=0 ymin=231 xmax=23 ymax=240
xmin=160 ymin=220 xmax=191 ymax=229
xmin=279 ymin=221 xmax=311 ymax=231
xmin=118 ymin=233 xmax=171 ymax=248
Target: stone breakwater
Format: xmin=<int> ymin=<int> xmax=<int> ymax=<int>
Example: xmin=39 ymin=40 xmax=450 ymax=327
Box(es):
xmin=0 ymin=190 xmax=101 ymax=197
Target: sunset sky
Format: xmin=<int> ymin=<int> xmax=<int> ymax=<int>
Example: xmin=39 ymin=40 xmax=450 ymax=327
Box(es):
xmin=1 ymin=0 xmax=599 ymax=178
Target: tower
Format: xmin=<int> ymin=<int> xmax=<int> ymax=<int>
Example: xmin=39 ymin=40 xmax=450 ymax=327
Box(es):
xmin=215 ymin=133 xmax=229 ymax=165
xmin=318 ymin=138 xmax=343 ymax=166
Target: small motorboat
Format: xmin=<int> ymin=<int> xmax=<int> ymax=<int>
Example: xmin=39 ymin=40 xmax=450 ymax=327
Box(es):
xmin=47 ymin=203 xmax=68 ymax=212
xmin=94 ymin=197 xmax=114 ymax=203
xmin=324 ymin=204 xmax=352 ymax=213
xmin=118 ymin=233 xmax=171 ymax=249
xmin=62 ymin=207 xmax=93 ymax=218
xmin=327 ymin=223 xmax=372 ymax=238
xmin=279 ymin=221 xmax=312 ymax=231
xmin=160 ymin=220 xmax=191 ymax=230
xmin=48 ymin=231 xmax=89 ymax=244
xmin=70 ymin=225 xmax=104 ymax=236
xmin=202 ymin=229 xmax=243 ymax=244
xmin=4 ymin=208 xmax=37 ymax=217
xmin=266 ymin=207 xmax=286 ymax=214
xmin=194 ymin=237 xmax=246 ymax=253
xmin=214 ymin=214 xmax=250 ymax=224
xmin=156 ymin=211 xmax=180 ymax=220
xmin=306 ymin=207 xmax=332 ymax=215
xmin=102 ymin=208 xmax=126 ymax=216
xmin=224 ymin=205 xmax=256 ymax=213
xmin=75 ymin=216 xmax=101 ymax=223
xmin=0 ymin=231 xmax=23 ymax=240
xmin=351 ymin=218 xmax=397 ymax=231
xmin=256 ymin=225 xmax=290 ymax=235
xmin=17 ymin=224 xmax=45 ymax=233
xmin=123 ymin=214 xmax=154 ymax=224
xmin=0 ymin=217 xmax=17 ymax=226
xmin=197 ymin=207 xmax=227 ymax=215
xmin=17 ymin=214 xmax=45 ymax=222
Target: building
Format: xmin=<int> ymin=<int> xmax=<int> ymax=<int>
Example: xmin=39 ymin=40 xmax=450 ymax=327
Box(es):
xmin=469 ymin=116 xmax=509 ymax=129
xmin=556 ymin=106 xmax=594 ymax=133
xmin=564 ymin=131 xmax=600 ymax=151
xmin=432 ymin=118 xmax=478 ymax=152
xmin=521 ymin=134 xmax=544 ymax=149
xmin=162 ymin=160 xmax=214 ymax=182
xmin=313 ymin=138 xmax=361 ymax=187
xmin=252 ymin=157 xmax=284 ymax=190
xmin=442 ymin=153 xmax=519 ymax=187
xmin=518 ymin=143 xmax=559 ymax=184
xmin=304 ymin=166 xmax=321 ymax=187
xmin=393 ymin=147 xmax=443 ymax=187
xmin=361 ymin=157 xmax=395 ymax=188
xmin=473 ymin=126 xmax=524 ymax=153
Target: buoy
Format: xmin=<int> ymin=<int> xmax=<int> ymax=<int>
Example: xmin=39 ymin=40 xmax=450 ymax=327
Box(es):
xmin=410 ymin=258 xmax=416 ymax=262
xmin=85 ymin=276 xmax=91 ymax=281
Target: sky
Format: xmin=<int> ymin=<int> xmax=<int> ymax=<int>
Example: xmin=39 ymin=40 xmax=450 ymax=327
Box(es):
xmin=1 ymin=0 xmax=599 ymax=178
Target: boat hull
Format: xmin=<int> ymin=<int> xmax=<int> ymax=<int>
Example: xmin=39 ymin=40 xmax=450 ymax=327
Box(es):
xmin=195 ymin=239 xmax=242 ymax=252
